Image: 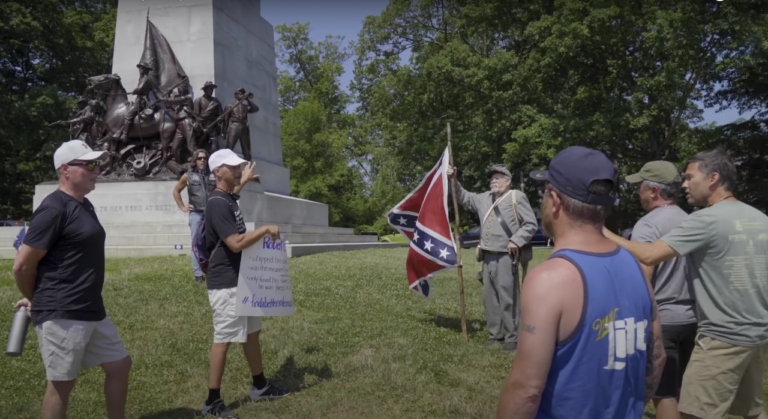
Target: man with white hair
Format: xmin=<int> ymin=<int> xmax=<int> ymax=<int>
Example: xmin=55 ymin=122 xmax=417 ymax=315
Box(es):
xmin=13 ymin=139 xmax=133 ymax=419
xmin=201 ymin=149 xmax=288 ymax=418
xmin=447 ymin=164 xmax=538 ymax=353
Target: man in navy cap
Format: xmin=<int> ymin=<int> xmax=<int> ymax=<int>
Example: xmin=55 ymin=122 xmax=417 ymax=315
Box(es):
xmin=496 ymin=146 xmax=665 ymax=419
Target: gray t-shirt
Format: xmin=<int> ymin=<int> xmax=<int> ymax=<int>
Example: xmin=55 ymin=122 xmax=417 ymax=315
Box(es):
xmin=632 ymin=206 xmax=697 ymax=326
xmin=661 ymin=200 xmax=768 ymax=346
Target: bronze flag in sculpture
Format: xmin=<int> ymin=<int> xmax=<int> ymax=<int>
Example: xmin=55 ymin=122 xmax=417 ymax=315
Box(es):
xmin=138 ymin=17 xmax=190 ymax=98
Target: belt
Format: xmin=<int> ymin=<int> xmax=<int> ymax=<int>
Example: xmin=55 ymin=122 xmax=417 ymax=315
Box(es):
xmin=482 ymin=249 xmax=506 ymax=255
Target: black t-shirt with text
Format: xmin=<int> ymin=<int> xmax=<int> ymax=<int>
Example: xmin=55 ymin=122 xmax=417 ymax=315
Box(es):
xmin=23 ymin=190 xmax=107 ymax=326
xmin=205 ymin=189 xmax=246 ymax=290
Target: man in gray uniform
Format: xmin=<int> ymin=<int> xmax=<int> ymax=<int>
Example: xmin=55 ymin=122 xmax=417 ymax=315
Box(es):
xmin=447 ymin=164 xmax=538 ymax=352
xmin=625 ymin=161 xmax=697 ymax=419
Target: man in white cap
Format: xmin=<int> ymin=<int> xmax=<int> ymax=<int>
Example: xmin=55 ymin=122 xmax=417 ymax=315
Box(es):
xmin=13 ymin=140 xmax=133 ymax=419
xmin=201 ymin=149 xmax=288 ymax=418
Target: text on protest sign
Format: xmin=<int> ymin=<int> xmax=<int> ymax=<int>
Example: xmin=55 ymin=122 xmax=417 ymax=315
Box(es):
xmin=235 ymin=236 xmax=294 ymax=316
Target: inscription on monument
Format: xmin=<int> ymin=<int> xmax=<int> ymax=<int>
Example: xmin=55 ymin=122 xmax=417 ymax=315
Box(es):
xmin=96 ymin=204 xmax=177 ymax=213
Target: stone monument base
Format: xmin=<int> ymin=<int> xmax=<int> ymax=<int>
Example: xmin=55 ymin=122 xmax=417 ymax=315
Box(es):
xmin=0 ymin=180 xmax=402 ymax=259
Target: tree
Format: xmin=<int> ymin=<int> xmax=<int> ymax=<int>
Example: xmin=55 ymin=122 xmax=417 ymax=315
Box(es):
xmin=275 ymin=23 xmax=372 ymax=227
xmin=0 ymin=0 xmax=117 ymax=219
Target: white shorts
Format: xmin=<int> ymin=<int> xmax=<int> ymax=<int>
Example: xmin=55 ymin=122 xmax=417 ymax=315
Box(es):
xmin=208 ymin=287 xmax=262 ymax=343
xmin=35 ymin=317 xmax=129 ymax=381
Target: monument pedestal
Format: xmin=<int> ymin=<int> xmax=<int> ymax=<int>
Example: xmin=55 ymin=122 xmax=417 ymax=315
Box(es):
xmin=2 ymin=181 xmax=400 ymax=260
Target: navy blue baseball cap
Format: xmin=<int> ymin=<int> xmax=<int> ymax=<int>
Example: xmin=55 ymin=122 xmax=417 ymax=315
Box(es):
xmin=530 ymin=146 xmax=618 ymax=206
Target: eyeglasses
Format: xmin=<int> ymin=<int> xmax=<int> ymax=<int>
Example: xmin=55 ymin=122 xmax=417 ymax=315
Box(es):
xmin=67 ymin=161 xmax=101 ymax=171
xmin=196 ymin=157 xmax=207 ymax=161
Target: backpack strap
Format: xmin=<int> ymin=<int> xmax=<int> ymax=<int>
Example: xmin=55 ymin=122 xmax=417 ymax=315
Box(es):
xmin=205 ymin=195 xmax=235 ymax=258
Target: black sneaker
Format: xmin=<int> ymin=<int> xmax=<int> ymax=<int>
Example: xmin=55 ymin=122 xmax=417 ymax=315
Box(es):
xmin=250 ymin=382 xmax=290 ymax=401
xmin=202 ymin=398 xmax=237 ymax=418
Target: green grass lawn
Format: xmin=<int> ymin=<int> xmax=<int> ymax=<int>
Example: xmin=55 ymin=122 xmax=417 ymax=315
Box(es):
xmin=0 ymin=248 xmax=762 ymax=418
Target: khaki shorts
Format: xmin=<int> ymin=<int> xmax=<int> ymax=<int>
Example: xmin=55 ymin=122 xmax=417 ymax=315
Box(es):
xmin=208 ymin=287 xmax=262 ymax=343
xmin=35 ymin=317 xmax=129 ymax=381
xmin=678 ymin=334 xmax=766 ymax=418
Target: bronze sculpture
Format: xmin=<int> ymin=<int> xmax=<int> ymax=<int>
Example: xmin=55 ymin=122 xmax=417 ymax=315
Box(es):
xmin=192 ymin=81 xmax=224 ymax=153
xmin=222 ymin=87 xmax=259 ymax=161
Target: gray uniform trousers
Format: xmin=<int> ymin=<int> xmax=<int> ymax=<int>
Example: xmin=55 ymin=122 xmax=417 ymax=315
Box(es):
xmin=482 ymin=251 xmax=520 ymax=343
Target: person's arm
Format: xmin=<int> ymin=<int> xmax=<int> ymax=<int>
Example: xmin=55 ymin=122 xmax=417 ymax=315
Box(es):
xmin=497 ymin=260 xmax=564 ymax=419
xmin=208 ymin=198 xmax=279 ymax=253
xmin=603 ymin=227 xmax=678 ymax=266
xmin=172 ymin=174 xmax=192 ymax=212
xmin=446 ymin=167 xmax=482 ymax=213
xmin=13 ymin=206 xmax=63 ymax=299
xmin=509 ymin=191 xmax=538 ymax=247
xmin=638 ymin=259 xmax=666 ymax=405
xmin=233 ymin=163 xmax=260 ymax=195
xmin=245 ymin=97 xmax=259 ymax=113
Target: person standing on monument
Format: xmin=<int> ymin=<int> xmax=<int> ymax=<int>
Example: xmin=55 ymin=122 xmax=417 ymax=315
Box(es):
xmin=13 ymin=139 xmax=133 ymax=419
xmin=193 ymin=81 xmax=224 ymax=152
xmin=446 ymin=164 xmax=538 ymax=353
xmin=223 ymin=88 xmax=259 ymax=162
xmin=119 ymin=63 xmax=157 ymax=141
xmin=172 ymin=149 xmax=260 ymax=284
xmin=201 ymin=148 xmax=288 ymax=418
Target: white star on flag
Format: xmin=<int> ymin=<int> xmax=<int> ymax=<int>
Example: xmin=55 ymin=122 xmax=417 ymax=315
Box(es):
xmin=398 ymin=217 xmax=407 ymax=225
xmin=439 ymin=248 xmax=449 ymax=259
xmin=423 ymin=239 xmax=434 ymax=251
xmin=413 ymin=231 xmax=419 ymax=242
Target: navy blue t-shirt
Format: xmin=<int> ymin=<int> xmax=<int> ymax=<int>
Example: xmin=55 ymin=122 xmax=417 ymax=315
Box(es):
xmin=23 ymin=190 xmax=107 ymax=326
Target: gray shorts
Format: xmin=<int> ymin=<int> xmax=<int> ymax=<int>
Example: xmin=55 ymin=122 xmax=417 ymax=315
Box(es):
xmin=35 ymin=317 xmax=129 ymax=381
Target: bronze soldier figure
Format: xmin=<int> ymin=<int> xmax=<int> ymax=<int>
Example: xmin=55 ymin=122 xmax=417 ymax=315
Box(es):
xmin=192 ymin=81 xmax=224 ymax=152
xmin=162 ymin=85 xmax=197 ymax=164
xmin=223 ymin=87 xmax=259 ymax=161
xmin=119 ymin=63 xmax=157 ymax=141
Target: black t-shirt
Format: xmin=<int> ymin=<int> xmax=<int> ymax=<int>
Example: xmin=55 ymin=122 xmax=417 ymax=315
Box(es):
xmin=205 ymin=189 xmax=246 ymax=290
xmin=23 ymin=190 xmax=107 ymax=326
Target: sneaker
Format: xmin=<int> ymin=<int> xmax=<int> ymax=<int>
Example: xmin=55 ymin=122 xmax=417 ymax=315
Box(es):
xmin=195 ymin=276 xmax=204 ymax=284
xmin=202 ymin=398 xmax=237 ymax=418
xmin=501 ymin=342 xmax=518 ymax=353
xmin=250 ymin=382 xmax=290 ymax=401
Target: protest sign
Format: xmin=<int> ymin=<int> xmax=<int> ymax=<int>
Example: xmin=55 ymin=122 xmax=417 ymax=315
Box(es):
xmin=235 ymin=236 xmax=294 ymax=316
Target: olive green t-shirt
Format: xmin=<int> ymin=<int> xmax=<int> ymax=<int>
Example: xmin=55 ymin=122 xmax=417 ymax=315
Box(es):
xmin=660 ymin=200 xmax=768 ymax=346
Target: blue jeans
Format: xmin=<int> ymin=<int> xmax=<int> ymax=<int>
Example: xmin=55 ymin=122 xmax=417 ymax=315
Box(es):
xmin=189 ymin=211 xmax=203 ymax=277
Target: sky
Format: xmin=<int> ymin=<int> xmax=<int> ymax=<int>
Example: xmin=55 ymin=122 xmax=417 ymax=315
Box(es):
xmin=260 ymin=0 xmax=753 ymax=127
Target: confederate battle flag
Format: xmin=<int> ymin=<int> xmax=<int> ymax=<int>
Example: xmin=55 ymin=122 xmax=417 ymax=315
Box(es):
xmin=386 ymin=147 xmax=458 ymax=298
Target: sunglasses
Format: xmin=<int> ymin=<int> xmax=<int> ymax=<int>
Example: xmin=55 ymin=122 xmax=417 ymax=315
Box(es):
xmin=196 ymin=157 xmax=207 ymax=161
xmin=67 ymin=161 xmax=101 ymax=171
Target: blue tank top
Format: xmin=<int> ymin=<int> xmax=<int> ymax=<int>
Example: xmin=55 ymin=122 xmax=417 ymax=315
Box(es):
xmin=536 ymin=246 xmax=652 ymax=419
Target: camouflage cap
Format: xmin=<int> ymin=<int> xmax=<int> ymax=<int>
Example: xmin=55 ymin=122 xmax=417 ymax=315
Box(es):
xmin=488 ymin=164 xmax=512 ymax=179
xmin=625 ymin=161 xmax=679 ymax=184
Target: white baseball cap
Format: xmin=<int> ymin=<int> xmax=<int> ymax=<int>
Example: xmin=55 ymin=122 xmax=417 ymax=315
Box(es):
xmin=208 ymin=149 xmax=247 ymax=172
xmin=53 ymin=140 xmax=109 ymax=169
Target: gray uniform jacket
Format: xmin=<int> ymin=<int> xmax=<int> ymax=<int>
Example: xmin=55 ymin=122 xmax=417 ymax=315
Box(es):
xmin=452 ymin=182 xmax=538 ymax=252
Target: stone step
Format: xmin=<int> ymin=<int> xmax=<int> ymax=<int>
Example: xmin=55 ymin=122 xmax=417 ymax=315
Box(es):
xmin=0 ymin=223 xmax=356 ymax=237
xmin=0 ymin=242 xmax=405 ymax=260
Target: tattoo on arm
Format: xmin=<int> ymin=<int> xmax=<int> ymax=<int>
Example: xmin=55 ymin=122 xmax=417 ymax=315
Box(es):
xmin=644 ymin=323 xmax=665 ymax=404
xmin=523 ymin=324 xmax=536 ymax=334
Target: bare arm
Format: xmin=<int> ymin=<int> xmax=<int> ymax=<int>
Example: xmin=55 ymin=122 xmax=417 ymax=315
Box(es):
xmin=222 ymin=225 xmax=280 ymax=253
xmin=603 ymin=227 xmax=678 ymax=266
xmin=172 ymin=174 xmax=191 ymax=212
xmin=13 ymin=245 xmax=48 ymax=300
xmin=638 ymin=260 xmax=666 ymax=405
xmin=497 ymin=262 xmax=562 ymax=419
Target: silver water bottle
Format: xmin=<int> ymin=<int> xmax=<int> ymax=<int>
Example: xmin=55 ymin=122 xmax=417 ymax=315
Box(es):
xmin=6 ymin=307 xmax=30 ymax=357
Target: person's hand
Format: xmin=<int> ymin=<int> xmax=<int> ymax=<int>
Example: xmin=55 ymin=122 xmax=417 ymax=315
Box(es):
xmin=181 ymin=204 xmax=193 ymax=213
xmin=241 ymin=162 xmax=261 ymax=183
xmin=266 ymin=225 xmax=280 ymax=240
xmin=446 ymin=166 xmax=457 ymax=179
xmin=507 ymin=242 xmax=519 ymax=258
xmin=14 ymin=298 xmax=31 ymax=317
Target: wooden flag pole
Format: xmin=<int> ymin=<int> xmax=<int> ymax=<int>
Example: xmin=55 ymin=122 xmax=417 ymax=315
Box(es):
xmin=447 ymin=122 xmax=468 ymax=343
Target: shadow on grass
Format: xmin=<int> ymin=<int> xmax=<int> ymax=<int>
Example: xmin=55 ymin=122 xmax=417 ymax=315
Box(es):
xmin=138 ymin=407 xmax=200 ymax=419
xmin=228 ymin=354 xmax=333 ymax=411
xmin=430 ymin=315 xmax=486 ymax=337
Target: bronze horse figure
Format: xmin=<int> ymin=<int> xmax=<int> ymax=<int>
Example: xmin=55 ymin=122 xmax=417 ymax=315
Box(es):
xmin=85 ymin=74 xmax=179 ymax=177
